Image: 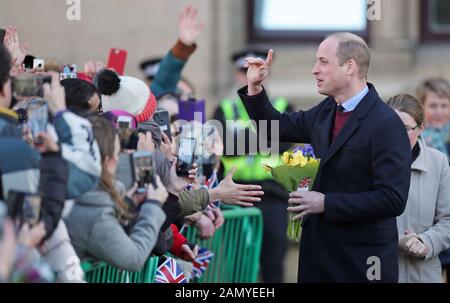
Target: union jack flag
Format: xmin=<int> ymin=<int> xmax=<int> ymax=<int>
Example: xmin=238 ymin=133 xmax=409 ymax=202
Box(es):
xmin=155 ymin=257 xmax=187 ymax=283
xmin=192 ymin=247 xmax=214 ymax=279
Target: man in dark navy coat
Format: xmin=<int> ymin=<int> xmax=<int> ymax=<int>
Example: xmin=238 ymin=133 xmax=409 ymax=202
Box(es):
xmin=237 ymin=32 xmax=412 ymax=282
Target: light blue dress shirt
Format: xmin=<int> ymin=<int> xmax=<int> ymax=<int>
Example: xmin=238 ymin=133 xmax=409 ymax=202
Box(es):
xmin=339 ymin=86 xmax=369 ymax=112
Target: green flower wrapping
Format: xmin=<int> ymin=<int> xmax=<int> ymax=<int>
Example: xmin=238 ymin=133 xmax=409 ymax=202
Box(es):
xmin=262 ymin=146 xmax=320 ymax=242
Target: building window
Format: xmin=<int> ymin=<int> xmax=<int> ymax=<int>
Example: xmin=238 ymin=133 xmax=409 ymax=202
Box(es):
xmin=421 ymin=0 xmax=450 ymax=42
xmin=248 ymin=0 xmax=370 ymax=43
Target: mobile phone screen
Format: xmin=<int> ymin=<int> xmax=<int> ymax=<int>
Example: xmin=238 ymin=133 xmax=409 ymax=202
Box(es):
xmin=179 ymin=137 xmax=195 ymax=164
xmin=118 ymin=121 xmax=131 ymax=129
xmin=27 ymin=100 xmax=48 ymax=143
xmin=177 ymin=137 xmax=195 ymax=176
xmin=132 ymin=152 xmax=155 ymax=192
xmin=22 ymin=195 xmax=41 ymax=226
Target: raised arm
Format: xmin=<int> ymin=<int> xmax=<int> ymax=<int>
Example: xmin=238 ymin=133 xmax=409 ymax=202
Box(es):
xmin=237 ymin=49 xmax=322 ymax=144
xmin=150 ymin=5 xmax=203 ymax=98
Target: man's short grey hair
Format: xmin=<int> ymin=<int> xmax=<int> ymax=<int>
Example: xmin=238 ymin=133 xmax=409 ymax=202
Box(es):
xmin=326 ymin=32 xmax=371 ymax=79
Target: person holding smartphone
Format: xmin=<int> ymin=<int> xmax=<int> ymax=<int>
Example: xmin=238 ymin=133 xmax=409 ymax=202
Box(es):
xmin=64 ymin=118 xmax=168 ymax=271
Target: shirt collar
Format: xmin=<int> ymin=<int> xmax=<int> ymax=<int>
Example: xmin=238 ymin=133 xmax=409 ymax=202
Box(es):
xmin=339 ymin=85 xmax=369 ymax=112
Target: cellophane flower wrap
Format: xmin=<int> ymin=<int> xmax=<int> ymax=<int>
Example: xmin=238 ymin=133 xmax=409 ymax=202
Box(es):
xmin=262 ymin=145 xmax=320 ymax=242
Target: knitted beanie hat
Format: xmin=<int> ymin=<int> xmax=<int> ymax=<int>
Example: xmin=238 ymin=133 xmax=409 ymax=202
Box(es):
xmin=95 ymin=69 xmax=157 ymax=122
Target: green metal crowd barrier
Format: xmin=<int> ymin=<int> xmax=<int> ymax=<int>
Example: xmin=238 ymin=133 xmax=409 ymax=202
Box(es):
xmin=184 ymin=205 xmax=263 ymax=283
xmin=81 ymin=205 xmax=263 ymax=283
xmin=81 ymin=256 xmax=159 ymax=283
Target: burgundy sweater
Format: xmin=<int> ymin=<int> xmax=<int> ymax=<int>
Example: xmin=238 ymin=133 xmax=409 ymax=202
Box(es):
xmin=332 ymin=111 xmax=353 ymax=141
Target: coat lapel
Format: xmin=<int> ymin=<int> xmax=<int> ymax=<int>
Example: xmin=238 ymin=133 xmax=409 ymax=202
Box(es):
xmin=321 ymin=83 xmax=379 ymax=165
xmin=314 ymin=100 xmax=336 ymax=159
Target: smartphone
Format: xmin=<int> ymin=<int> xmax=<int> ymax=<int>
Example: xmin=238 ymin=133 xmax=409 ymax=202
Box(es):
xmin=117 ymin=115 xmax=133 ymax=129
xmin=6 ymin=191 xmax=41 ymax=227
xmin=132 ymin=151 xmax=156 ymax=193
xmin=12 ymin=74 xmax=52 ymax=97
xmin=153 ymin=109 xmax=171 ymax=140
xmin=106 ymin=48 xmax=127 ymax=76
xmin=27 ymin=99 xmax=48 ymax=143
xmin=176 ymin=137 xmax=195 ymax=177
xmin=60 ymin=64 xmax=77 ymax=79
xmin=33 ymin=58 xmax=45 ymax=69
xmin=116 ymin=153 xmax=135 ymax=190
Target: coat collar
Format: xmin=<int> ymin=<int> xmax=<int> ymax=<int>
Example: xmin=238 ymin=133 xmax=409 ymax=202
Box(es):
xmin=320 ymin=82 xmax=379 ymax=165
xmin=411 ymin=137 xmax=429 ymax=173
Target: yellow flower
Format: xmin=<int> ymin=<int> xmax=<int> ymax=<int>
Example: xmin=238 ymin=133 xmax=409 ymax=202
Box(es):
xmin=282 ymin=152 xmax=291 ymax=165
xmin=291 ymin=151 xmax=307 ymax=167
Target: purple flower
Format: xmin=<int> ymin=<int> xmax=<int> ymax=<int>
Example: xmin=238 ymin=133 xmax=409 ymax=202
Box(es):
xmin=293 ymin=145 xmax=316 ymax=159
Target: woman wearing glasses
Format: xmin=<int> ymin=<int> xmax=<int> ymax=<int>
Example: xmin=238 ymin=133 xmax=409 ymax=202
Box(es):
xmin=387 ymin=94 xmax=450 ymax=283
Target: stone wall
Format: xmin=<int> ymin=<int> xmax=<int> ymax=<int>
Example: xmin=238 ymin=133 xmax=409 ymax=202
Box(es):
xmin=2 ymin=0 xmax=450 ymax=116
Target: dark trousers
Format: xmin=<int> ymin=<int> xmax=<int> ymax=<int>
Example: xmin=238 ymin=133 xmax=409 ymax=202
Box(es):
xmin=255 ymin=192 xmax=288 ymax=283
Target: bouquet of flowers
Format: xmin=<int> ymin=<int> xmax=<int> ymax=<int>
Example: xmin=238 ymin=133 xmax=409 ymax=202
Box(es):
xmin=262 ymin=145 xmax=320 ymax=241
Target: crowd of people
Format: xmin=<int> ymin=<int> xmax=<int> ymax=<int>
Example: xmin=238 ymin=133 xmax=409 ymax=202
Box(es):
xmin=1 ymin=4 xmax=450 ymax=284
xmin=0 ymin=6 xmax=264 ymax=283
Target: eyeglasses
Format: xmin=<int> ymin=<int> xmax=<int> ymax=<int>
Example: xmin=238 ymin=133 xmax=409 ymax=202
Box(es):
xmin=405 ymin=125 xmax=419 ymax=134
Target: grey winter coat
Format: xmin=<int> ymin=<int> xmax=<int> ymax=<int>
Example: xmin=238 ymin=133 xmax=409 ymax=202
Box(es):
xmin=64 ymin=187 xmax=166 ymax=272
xmin=397 ymin=138 xmax=450 ymax=283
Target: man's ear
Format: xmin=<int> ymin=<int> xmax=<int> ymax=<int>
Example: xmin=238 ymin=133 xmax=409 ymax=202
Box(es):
xmin=345 ymin=59 xmax=358 ymax=76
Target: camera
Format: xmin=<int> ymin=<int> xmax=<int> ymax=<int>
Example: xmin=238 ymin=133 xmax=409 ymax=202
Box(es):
xmin=12 ymin=74 xmax=52 ymax=98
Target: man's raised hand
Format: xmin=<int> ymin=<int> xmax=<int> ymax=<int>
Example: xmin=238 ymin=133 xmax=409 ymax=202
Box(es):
xmin=245 ymin=49 xmax=273 ymax=95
